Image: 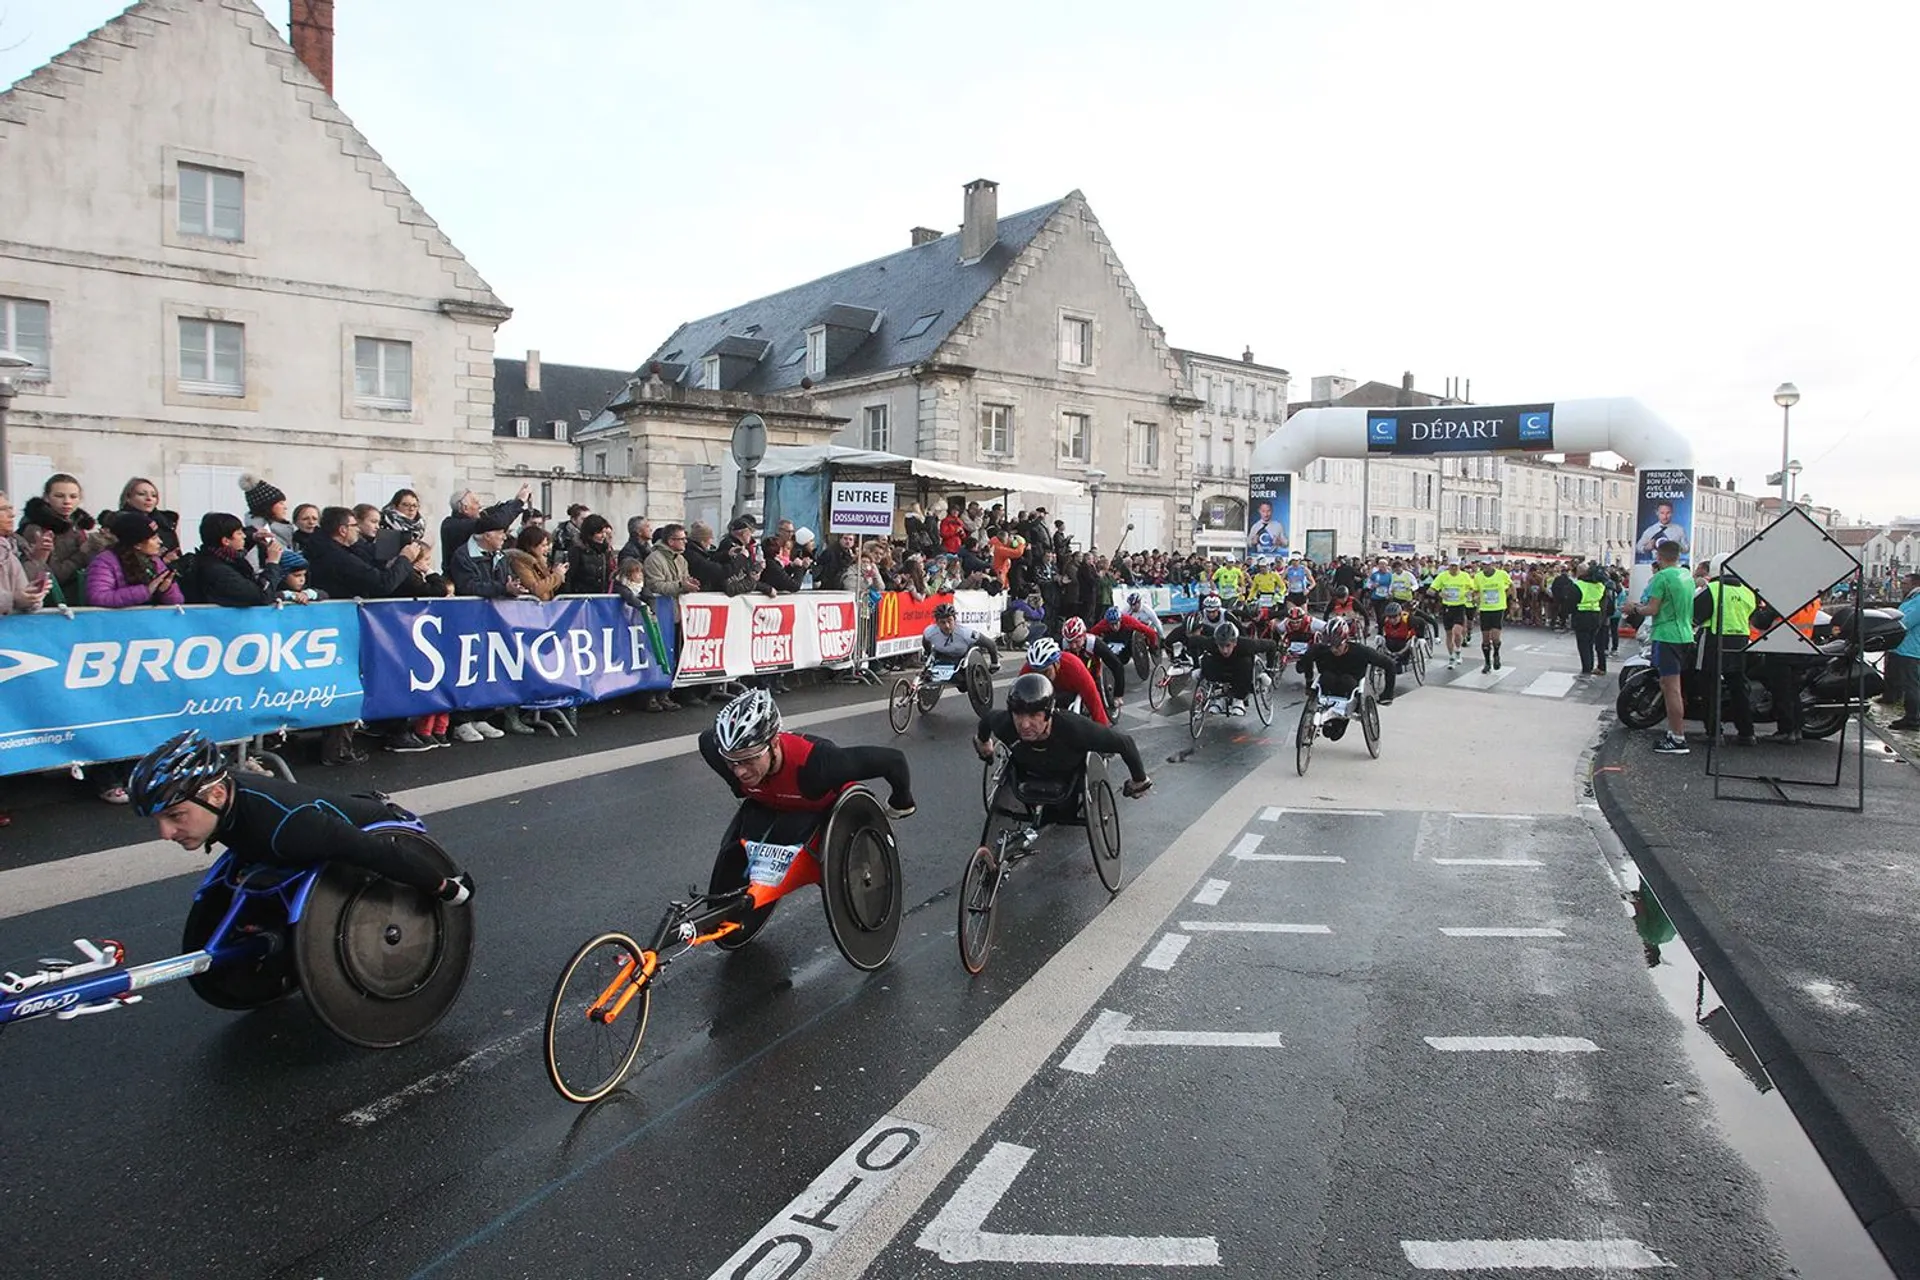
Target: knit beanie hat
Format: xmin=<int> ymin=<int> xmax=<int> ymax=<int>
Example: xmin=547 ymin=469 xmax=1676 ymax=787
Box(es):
xmin=240 ymin=474 xmax=286 ymax=517
xmin=106 ymin=510 xmax=161 ymax=546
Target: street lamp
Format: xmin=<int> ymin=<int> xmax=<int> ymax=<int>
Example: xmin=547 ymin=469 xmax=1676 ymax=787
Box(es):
xmin=0 ymin=349 xmax=31 ymax=494
xmin=1773 ymin=382 xmax=1799 ymax=505
xmin=1086 ymin=467 xmax=1107 ymax=552
xmin=1786 ymin=458 xmax=1804 ymax=506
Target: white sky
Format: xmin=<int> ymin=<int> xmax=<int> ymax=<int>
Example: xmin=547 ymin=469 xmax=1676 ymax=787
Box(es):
xmin=5 ymin=0 xmax=1916 ymax=521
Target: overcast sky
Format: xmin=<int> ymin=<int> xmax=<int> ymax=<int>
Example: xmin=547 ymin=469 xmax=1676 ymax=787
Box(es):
xmin=6 ymin=0 xmax=1915 ymax=521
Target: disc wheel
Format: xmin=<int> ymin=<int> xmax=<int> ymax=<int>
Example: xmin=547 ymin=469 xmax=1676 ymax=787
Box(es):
xmin=181 ymin=879 xmax=298 ymax=1010
xmin=544 ymin=931 xmax=651 ymax=1104
xmin=965 ymin=660 xmax=994 ymax=717
xmin=1084 ymin=756 xmax=1124 ymax=894
xmin=820 ymin=789 xmax=903 ymax=971
xmin=1188 ymin=681 xmax=1210 ymax=741
xmin=888 ymin=678 xmax=916 ymax=734
xmin=1296 ymin=697 xmax=1316 ymax=776
xmin=1147 ymin=657 xmax=1171 ymax=712
xmin=1361 ymin=691 xmax=1382 ymax=759
xmin=1253 ymin=672 xmax=1274 ymax=726
xmin=956 ymin=843 xmax=1001 ymax=975
xmin=1411 ymin=641 xmax=1428 ymax=686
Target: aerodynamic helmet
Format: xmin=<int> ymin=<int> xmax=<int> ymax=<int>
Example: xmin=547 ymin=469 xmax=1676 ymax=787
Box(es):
xmin=1026 ymin=637 xmax=1062 ymax=669
xmin=1061 ymin=617 xmax=1088 ymax=644
xmin=932 ymin=602 xmax=957 ymax=623
xmin=128 ymin=729 xmax=229 ymax=817
xmin=1214 ymin=621 xmax=1240 ymax=645
xmin=1007 ymin=672 xmax=1055 ymax=713
xmin=714 ymin=688 xmax=783 ymax=761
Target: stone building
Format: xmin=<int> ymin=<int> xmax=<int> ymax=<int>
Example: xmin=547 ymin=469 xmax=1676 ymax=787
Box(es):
xmin=0 ymin=0 xmax=509 ymax=536
xmin=1691 ymin=476 xmax=1762 ymax=563
xmin=491 ymin=349 xmax=628 ymax=517
xmin=1174 ymin=347 xmax=1289 ymax=556
xmin=1286 ymin=373 xmax=1454 ymax=559
xmin=623 ymin=181 xmax=1193 ymax=554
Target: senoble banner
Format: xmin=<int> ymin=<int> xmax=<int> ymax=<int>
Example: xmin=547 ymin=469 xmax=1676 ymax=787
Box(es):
xmin=1633 ymin=468 xmax=1695 ymax=566
xmin=0 ymin=601 xmax=363 ymax=776
xmin=1247 ymin=473 xmax=1291 ymax=559
xmin=1366 ymin=403 xmax=1554 ymax=456
xmin=674 ymin=592 xmax=860 ymax=682
xmin=358 ymin=595 xmax=675 ymax=718
xmin=873 ymin=590 xmax=999 ymax=657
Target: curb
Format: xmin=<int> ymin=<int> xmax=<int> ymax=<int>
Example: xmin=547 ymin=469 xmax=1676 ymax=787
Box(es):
xmin=1591 ymin=726 xmax=1920 ymax=1279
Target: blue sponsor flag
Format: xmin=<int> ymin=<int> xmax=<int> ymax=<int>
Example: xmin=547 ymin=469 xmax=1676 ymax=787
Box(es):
xmin=1518 ymin=410 xmax=1552 ymax=442
xmin=1367 ymin=415 xmax=1399 ymax=446
xmin=0 ymin=602 xmax=363 ymax=776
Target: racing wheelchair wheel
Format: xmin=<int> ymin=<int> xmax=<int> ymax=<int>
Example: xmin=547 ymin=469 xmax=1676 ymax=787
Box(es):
xmin=916 ymin=676 xmax=943 ymax=715
xmin=181 ymin=875 xmax=300 ymax=1010
xmin=1411 ymin=640 xmax=1428 ymax=686
xmin=1253 ymin=671 xmax=1274 ymax=727
xmin=1131 ymin=634 xmax=1153 ymax=680
xmin=1188 ymin=679 xmax=1211 ymax=741
xmin=819 ymin=787 xmax=903 ymax=971
xmin=544 ymin=930 xmax=650 ymax=1104
xmin=957 ymin=842 xmax=1001 ymax=975
xmin=981 ymin=738 xmax=1009 ymax=813
xmin=1083 ymin=752 xmax=1124 ymax=894
xmin=965 ymin=657 xmax=995 ymax=717
xmin=888 ymin=677 xmax=917 ymax=735
xmin=291 ymin=831 xmax=473 ymax=1049
xmin=1367 ymin=662 xmax=1387 ymax=698
xmin=1360 ymin=691 xmax=1382 ymax=759
xmin=1146 ymin=657 xmax=1171 ymax=712
xmin=1295 ymin=695 xmax=1316 ymax=776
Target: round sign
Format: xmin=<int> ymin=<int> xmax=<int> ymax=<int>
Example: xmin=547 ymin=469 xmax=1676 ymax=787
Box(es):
xmin=732 ymin=413 xmax=768 ymax=468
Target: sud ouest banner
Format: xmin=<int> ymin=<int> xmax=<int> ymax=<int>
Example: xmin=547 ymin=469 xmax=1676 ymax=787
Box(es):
xmin=358 ymin=596 xmax=675 ymax=719
xmin=0 ymin=601 xmax=363 ymax=776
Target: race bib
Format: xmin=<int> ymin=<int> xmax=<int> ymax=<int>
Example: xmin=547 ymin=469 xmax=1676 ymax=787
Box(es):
xmin=743 ymin=840 xmax=805 ymax=887
xmin=1480 ymin=586 xmax=1500 ymax=607
xmin=1256 ymin=593 xmax=1275 ymax=608
xmin=929 ymin=663 xmax=958 ymax=683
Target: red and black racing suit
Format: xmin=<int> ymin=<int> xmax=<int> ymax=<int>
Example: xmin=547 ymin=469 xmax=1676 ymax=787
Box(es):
xmin=698 ymin=730 xmax=914 ymax=894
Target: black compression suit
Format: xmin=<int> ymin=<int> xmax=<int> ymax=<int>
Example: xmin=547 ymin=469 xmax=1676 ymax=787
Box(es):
xmin=1304 ymin=640 xmax=1398 ymax=701
xmin=976 ymin=708 xmax=1148 ymax=820
xmin=209 ymin=775 xmax=451 ymax=892
xmin=1199 ymin=637 xmax=1277 ymax=699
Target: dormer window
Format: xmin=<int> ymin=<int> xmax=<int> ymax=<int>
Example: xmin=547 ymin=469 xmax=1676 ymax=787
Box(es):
xmin=805 ymin=326 xmax=827 ymax=377
xmin=514 ymin=417 xmax=530 ymax=438
xmin=701 ymin=354 xmax=721 ymax=390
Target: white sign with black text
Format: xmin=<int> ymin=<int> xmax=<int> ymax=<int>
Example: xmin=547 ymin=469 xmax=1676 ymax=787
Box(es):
xmin=829 ymin=481 xmax=896 ymax=535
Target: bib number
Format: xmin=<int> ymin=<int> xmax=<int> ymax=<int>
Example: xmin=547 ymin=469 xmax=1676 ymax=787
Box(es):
xmin=744 ymin=840 xmax=805 ymax=887
xmin=929 ymin=663 xmax=958 ymax=683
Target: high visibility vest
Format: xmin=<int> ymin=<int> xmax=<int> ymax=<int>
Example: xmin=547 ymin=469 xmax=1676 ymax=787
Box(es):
xmin=1706 ymin=581 xmax=1757 ymax=636
xmin=1754 ymin=600 xmax=1819 ymax=642
xmin=1576 ymin=579 xmax=1606 ymax=612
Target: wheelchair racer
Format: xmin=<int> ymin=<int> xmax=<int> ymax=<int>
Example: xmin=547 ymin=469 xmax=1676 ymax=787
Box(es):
xmin=1198 ymin=621 xmax=1277 ymax=716
xmin=1061 ymin=616 xmax=1130 ymax=709
xmin=973 ymin=673 xmax=1152 ymax=848
xmin=1302 ymin=616 xmax=1398 ymax=739
xmin=1021 ymin=636 xmax=1111 ymax=725
xmin=1121 ymin=592 xmax=1166 ymax=642
xmin=1164 ymin=592 xmax=1228 ymax=664
xmin=131 ymin=729 xmax=474 ymax=904
xmin=1278 ymin=603 xmax=1326 ymax=679
xmin=1379 ymin=602 xmax=1418 ymax=666
xmin=921 ymin=602 xmax=1001 ymax=676
xmin=699 ymin=689 xmax=917 ymax=901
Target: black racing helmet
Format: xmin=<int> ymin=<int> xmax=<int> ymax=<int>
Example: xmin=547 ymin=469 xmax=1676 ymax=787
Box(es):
xmin=129 ymin=729 xmax=229 ymax=816
xmin=1007 ymin=672 xmax=1055 ymax=713
xmin=1214 ymin=621 xmax=1240 ymax=645
xmin=933 ymin=602 xmax=957 ymax=622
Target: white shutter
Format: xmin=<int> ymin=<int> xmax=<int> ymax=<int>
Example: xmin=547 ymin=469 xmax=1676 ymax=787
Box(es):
xmin=174 ymin=463 xmax=249 ymax=549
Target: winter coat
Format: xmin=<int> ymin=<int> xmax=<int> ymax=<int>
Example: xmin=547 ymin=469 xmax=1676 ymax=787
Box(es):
xmin=86 ymin=549 xmax=183 ymax=608
xmin=179 ymin=547 xmax=275 ymax=606
xmin=439 ymin=499 xmax=524 ymax=576
xmin=306 ymin=533 xmax=415 ymax=600
xmin=450 ymin=539 xmax=514 ymax=598
xmin=503 ymin=548 xmax=565 ymax=601
xmin=0 ymin=536 xmax=44 ymax=615
xmin=563 ymin=541 xmax=617 ymax=595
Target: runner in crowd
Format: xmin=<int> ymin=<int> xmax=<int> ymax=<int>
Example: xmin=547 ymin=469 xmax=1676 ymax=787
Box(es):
xmin=1473 ymin=557 xmax=1513 ymax=672
xmin=1430 ymin=558 xmax=1475 ymax=669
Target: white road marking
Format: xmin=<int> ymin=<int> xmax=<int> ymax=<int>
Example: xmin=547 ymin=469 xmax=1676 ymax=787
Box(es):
xmin=708 ymin=1117 xmax=933 ymax=1279
xmin=1449 ymin=667 xmax=1514 ymax=690
xmin=1400 ymin=1237 xmax=1671 ymax=1269
xmin=1440 ymin=927 xmax=1566 ymax=938
xmin=339 ymin=1024 xmax=542 ymax=1127
xmin=1432 ymin=857 xmax=1543 ymax=867
xmin=1140 ymin=934 xmax=1191 ymax=971
xmin=1191 ymin=879 xmax=1231 ymax=906
xmin=1449 ymin=812 xmax=1536 ymax=821
xmin=1235 ymin=853 xmax=1347 ymax=863
xmin=917 ymin=1142 xmax=1220 ymax=1266
xmin=1424 ymin=1036 xmax=1599 ymax=1053
xmin=1176 ymin=921 xmax=1332 ymax=934
xmin=1257 ymin=806 xmax=1282 ymax=821
xmin=1269 ymin=806 xmax=1385 ymax=817
xmin=1225 ymin=833 xmax=1264 ymax=860
xmin=1059 ymin=1009 xmax=1285 ymax=1075
xmin=1523 ymin=672 xmax=1578 ymax=699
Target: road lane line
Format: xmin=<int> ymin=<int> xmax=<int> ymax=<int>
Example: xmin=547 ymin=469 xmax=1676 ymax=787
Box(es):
xmin=339 ymin=1024 xmax=544 ymax=1127
xmin=1439 ymin=927 xmax=1566 ymax=938
xmin=1225 ymin=832 xmax=1263 ymax=859
xmin=1449 ymin=812 xmax=1536 ymax=821
xmin=1424 ymin=1036 xmax=1599 ymax=1052
xmin=1257 ymin=806 xmax=1282 ymax=821
xmin=1270 ymin=806 xmax=1385 ymax=817
xmin=1176 ymin=921 xmax=1332 ymax=934
xmin=1432 ymin=857 xmax=1543 ymax=867
xmin=1236 ymin=853 xmax=1346 ymax=863
xmin=1522 ymin=672 xmax=1577 ymax=699
xmin=1059 ymin=1010 xmax=1285 ymax=1075
xmin=1400 ymin=1238 xmax=1670 ymax=1269
xmin=917 ymin=1142 xmax=1220 ymax=1266
xmin=1140 ymin=934 xmax=1190 ymax=971
xmin=1191 ymin=878 xmax=1230 ymax=905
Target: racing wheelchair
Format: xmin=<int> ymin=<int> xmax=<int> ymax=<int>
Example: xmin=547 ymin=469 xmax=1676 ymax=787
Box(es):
xmin=889 ymin=649 xmax=995 ymax=734
xmin=0 ymin=818 xmax=472 ymax=1050
xmin=543 ymin=785 xmax=902 ymax=1103
xmin=1187 ymin=664 xmax=1276 ymax=741
xmin=957 ymin=751 xmax=1125 ymax=974
xmin=1294 ymin=675 xmax=1381 ymax=776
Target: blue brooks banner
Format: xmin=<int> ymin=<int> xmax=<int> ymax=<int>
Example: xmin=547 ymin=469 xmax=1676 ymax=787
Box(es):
xmin=0 ymin=602 xmax=364 ymax=776
xmin=1367 ymin=402 xmax=1556 ymax=455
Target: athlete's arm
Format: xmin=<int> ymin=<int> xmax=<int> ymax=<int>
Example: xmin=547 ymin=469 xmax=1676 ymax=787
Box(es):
xmin=259 ymin=796 xmax=447 ymax=893
xmin=793 ymin=736 xmax=915 ymax=811
xmin=1057 ymin=715 xmax=1149 ymax=785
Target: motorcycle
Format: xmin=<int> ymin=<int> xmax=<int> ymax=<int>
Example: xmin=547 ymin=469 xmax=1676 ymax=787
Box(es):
xmin=1614 ymin=606 xmax=1906 ymax=739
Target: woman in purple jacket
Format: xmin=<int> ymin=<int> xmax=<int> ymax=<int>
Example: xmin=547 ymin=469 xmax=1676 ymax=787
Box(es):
xmin=87 ymin=511 xmax=185 ymax=608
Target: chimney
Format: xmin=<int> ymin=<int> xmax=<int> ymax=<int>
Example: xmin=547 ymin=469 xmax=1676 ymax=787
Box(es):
xmin=526 ymin=348 xmax=541 ymax=393
xmin=1242 ymin=347 xmax=1255 ymax=364
xmin=960 ymin=178 xmax=999 ymax=263
xmin=1565 ymin=452 xmax=1592 ymax=468
xmin=290 ymin=0 xmax=334 ymax=95
xmin=1401 ymin=370 xmax=1416 ymax=392
xmin=910 ymin=226 xmax=942 ymax=247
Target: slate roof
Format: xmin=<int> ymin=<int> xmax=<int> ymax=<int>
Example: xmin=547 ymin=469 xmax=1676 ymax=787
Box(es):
xmin=642 ymin=199 xmax=1066 ymax=395
xmin=493 ymin=358 xmax=631 ymax=440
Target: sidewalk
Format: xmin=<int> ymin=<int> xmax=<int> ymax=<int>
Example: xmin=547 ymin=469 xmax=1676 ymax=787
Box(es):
xmin=1594 ymin=717 xmax=1920 ymax=1277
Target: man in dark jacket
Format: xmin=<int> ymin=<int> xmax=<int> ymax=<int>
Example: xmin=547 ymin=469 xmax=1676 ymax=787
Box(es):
xmin=1549 ymin=564 xmax=1581 ymax=633
xmin=685 ymin=521 xmax=730 ymax=592
xmin=309 ymin=506 xmax=430 ymax=599
xmin=180 ymin=512 xmax=278 ymax=606
xmin=440 ymin=485 xmax=529 ymax=575
xmin=618 ymin=516 xmax=654 ymax=567
xmin=450 ymin=510 xmax=524 ymax=598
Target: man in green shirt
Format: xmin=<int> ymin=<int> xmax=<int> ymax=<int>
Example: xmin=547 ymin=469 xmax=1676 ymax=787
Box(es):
xmin=1472 ymin=560 xmax=1513 ymax=673
xmin=1627 ymin=540 xmax=1697 ymax=754
xmin=1431 ymin=560 xmax=1475 ymax=669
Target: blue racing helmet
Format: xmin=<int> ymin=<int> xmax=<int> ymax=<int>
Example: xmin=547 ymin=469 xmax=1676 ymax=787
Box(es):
xmin=128 ymin=729 xmax=229 ymax=816
xmin=1126 ymin=592 xmax=1143 ymax=608
xmin=1104 ymin=606 xmax=1121 ymax=625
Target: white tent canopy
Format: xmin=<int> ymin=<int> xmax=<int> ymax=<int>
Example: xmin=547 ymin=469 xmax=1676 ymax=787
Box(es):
xmin=755 ymin=444 xmax=1086 ymax=498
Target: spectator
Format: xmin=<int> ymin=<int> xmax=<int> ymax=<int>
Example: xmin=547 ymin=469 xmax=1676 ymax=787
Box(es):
xmin=505 ymin=526 xmax=565 ymax=600
xmin=88 ymin=511 xmax=183 ymax=608
xmin=380 ymin=489 xmax=427 ymax=549
xmin=307 ymin=505 xmax=430 ymax=599
xmin=107 ymin=478 xmax=181 ymax=559
xmin=240 ymin=475 xmax=295 ymax=564
xmin=178 ymin=512 xmax=278 ymax=606
xmin=25 ymin=473 xmax=104 ymax=603
xmin=290 ymin=503 xmax=322 ymax=554
xmin=14 ymin=523 xmax=63 ymax=607
xmin=720 ymin=515 xmax=765 ymax=593
xmin=790 ymin=527 xmax=818 ymax=584
xmin=441 ymin=484 xmax=530 ymax=575
xmin=275 ymin=549 xmax=324 ymax=604
xmin=0 ymin=493 xmax=50 ymax=616
xmin=939 ymin=500 xmax=966 ymax=555
xmin=563 ymin=514 xmax=617 ymax=595
xmin=1890 ymin=572 xmax=1920 ymax=731
xmin=450 ymin=510 xmax=524 ymax=599
xmin=760 ymin=528 xmax=803 ymax=593
xmin=643 ymin=523 xmax=701 ymax=599
xmin=618 ymin=515 xmax=654 ymax=566
xmin=814 ymin=531 xmax=861 ymax=592
xmin=554 ymin=503 xmax=590 ymax=563
xmin=685 ymin=520 xmax=729 ymax=591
